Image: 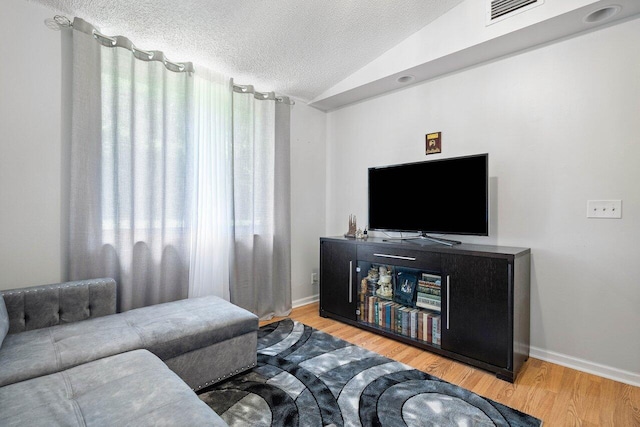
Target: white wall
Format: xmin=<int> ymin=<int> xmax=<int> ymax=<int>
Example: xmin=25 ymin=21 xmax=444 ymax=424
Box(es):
xmin=290 ymin=104 xmax=326 ymax=305
xmin=0 ymin=1 xmax=63 ymax=290
xmin=325 ymin=18 xmax=640 ymax=379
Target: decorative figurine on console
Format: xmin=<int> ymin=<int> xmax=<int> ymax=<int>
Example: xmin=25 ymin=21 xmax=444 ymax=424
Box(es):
xmin=355 ymin=226 xmax=368 ymax=240
xmin=344 ymin=214 xmax=357 ymax=238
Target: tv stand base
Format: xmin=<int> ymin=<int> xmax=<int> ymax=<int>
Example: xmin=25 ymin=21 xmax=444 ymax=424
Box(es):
xmin=405 ymin=233 xmax=461 ymax=247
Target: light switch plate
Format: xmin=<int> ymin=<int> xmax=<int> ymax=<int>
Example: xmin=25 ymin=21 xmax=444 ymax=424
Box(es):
xmin=587 ymin=200 xmax=622 ymax=218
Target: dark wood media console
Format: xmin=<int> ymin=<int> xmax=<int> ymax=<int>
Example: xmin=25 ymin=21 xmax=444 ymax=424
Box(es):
xmin=319 ymin=236 xmax=531 ymax=382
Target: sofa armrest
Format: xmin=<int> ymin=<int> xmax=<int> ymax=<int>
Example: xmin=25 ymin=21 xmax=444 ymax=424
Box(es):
xmin=1 ymin=278 xmax=116 ymax=334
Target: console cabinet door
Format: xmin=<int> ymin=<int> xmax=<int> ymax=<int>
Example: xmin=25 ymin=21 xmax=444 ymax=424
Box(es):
xmin=320 ymin=241 xmax=357 ymax=321
xmin=441 ymin=254 xmax=510 ymax=368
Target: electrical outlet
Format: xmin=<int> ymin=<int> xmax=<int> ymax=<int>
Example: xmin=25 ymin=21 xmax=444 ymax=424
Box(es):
xmin=587 ymin=200 xmax=622 ymax=218
xmin=311 ymin=272 xmax=319 ymax=284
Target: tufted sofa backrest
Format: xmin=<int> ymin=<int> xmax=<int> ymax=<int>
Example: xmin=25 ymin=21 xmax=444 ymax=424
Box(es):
xmin=1 ymin=278 xmax=117 ymax=334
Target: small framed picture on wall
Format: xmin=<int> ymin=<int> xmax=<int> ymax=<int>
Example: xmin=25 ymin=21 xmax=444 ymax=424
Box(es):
xmin=426 ymin=132 xmax=441 ymax=155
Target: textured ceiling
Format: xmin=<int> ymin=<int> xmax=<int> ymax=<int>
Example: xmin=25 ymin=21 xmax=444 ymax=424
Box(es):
xmin=29 ymin=0 xmax=464 ymax=102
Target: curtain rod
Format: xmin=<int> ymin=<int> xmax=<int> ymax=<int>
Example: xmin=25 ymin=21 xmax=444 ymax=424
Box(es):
xmin=51 ymin=16 xmax=193 ymax=73
xmin=49 ymin=15 xmax=294 ymax=105
xmin=232 ymin=83 xmax=294 ymax=105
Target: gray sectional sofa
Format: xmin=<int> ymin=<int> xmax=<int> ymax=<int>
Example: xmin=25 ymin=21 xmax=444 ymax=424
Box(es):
xmin=0 ymin=278 xmax=259 ymax=426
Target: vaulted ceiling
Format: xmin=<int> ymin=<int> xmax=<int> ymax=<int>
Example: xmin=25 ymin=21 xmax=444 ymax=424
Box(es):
xmin=29 ymin=0 xmax=640 ymax=110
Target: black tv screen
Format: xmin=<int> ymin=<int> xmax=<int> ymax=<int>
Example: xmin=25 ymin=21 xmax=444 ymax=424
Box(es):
xmin=368 ymin=154 xmax=488 ymax=236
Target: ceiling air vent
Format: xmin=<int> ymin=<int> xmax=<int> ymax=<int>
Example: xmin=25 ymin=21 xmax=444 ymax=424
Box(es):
xmin=487 ymin=0 xmax=544 ymax=25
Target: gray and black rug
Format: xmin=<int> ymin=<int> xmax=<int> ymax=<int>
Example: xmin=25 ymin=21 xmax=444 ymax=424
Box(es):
xmin=198 ymin=319 xmax=542 ymax=426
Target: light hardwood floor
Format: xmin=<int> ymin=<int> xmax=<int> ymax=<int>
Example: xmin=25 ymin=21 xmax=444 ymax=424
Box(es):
xmin=261 ymin=303 xmax=640 ymax=426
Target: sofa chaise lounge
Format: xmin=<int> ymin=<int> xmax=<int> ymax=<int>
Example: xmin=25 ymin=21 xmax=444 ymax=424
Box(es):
xmin=0 ymin=278 xmax=258 ymax=426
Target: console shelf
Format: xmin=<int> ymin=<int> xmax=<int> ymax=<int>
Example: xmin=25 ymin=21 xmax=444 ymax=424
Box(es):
xmin=319 ymin=236 xmax=531 ymax=382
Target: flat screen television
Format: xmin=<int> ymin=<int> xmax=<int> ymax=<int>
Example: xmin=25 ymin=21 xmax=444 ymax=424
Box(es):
xmin=368 ymin=154 xmax=488 ymax=241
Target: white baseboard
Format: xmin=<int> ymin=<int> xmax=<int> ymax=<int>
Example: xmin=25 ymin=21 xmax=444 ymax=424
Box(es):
xmin=292 ymin=294 xmax=319 ymax=308
xmin=530 ymin=346 xmax=640 ymax=387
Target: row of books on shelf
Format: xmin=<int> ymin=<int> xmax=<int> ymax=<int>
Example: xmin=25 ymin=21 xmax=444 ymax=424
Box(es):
xmin=359 ymin=295 xmax=441 ymax=345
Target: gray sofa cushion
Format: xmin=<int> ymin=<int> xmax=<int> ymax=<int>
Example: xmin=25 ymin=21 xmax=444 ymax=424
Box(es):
xmin=0 ymin=316 xmax=142 ymax=387
xmin=122 ymin=293 xmax=258 ymax=360
xmin=0 ymin=296 xmax=8 ymax=348
xmin=0 ymin=349 xmax=226 ymax=426
xmin=0 ymin=295 xmax=258 ymax=387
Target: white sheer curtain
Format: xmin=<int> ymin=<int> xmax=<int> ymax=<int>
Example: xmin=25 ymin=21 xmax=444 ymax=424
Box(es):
xmin=189 ymin=69 xmax=233 ymax=299
xmin=231 ymin=91 xmax=292 ymax=319
xmin=68 ymin=21 xmax=193 ymax=311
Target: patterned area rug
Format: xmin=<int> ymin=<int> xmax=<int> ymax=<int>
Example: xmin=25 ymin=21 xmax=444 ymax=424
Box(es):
xmin=198 ymin=319 xmax=542 ymax=426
